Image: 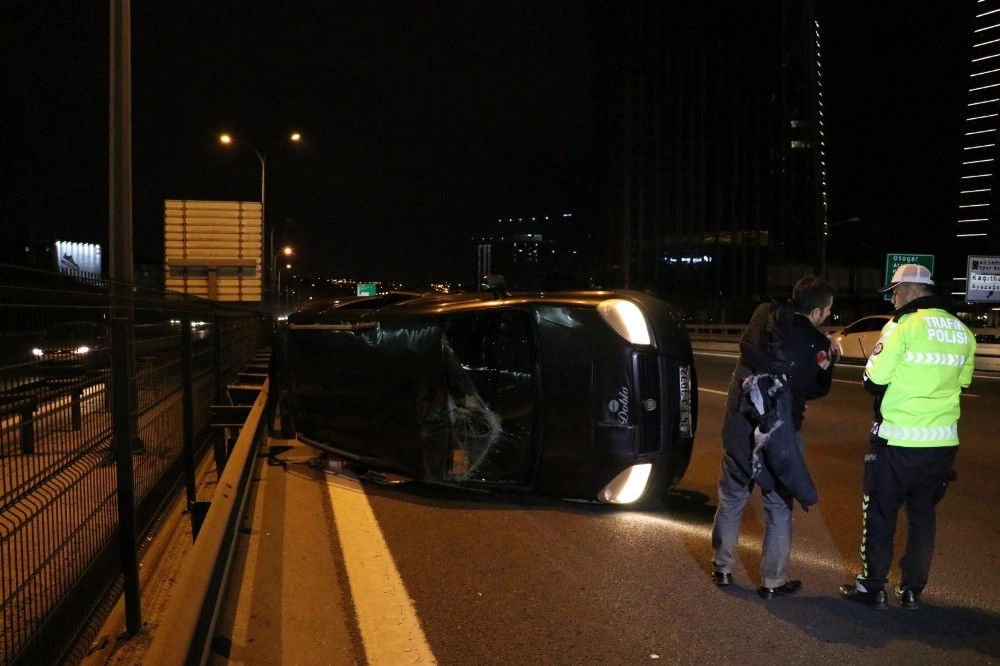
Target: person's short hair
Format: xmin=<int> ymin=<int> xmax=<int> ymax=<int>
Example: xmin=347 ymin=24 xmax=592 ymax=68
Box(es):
xmin=790 ymin=276 xmax=833 ymax=314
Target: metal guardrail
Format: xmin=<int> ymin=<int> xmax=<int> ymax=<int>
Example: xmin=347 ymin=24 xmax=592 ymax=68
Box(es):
xmin=686 ymin=326 xmax=1000 ymax=372
xmin=145 ymin=375 xmax=269 ymax=666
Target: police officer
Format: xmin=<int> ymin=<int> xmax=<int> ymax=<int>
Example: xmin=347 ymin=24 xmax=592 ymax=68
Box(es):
xmin=840 ymin=264 xmax=976 ymax=609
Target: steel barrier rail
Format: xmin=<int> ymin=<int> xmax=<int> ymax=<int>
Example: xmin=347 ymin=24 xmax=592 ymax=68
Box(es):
xmin=687 ymin=331 xmax=1000 ymax=372
xmin=144 ymin=378 xmax=270 ymax=666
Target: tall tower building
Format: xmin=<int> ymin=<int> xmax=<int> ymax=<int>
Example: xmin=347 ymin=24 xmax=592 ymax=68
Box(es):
xmin=596 ymin=0 xmax=825 ymax=313
xmin=953 ymin=0 xmax=1000 ymax=299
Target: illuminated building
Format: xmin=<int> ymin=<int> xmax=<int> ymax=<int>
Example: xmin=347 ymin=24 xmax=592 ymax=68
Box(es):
xmin=952 ymin=0 xmax=1000 ymax=300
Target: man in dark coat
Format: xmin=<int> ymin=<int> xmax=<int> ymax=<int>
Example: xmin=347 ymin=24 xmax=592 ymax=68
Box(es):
xmin=710 ymin=276 xmax=838 ymax=598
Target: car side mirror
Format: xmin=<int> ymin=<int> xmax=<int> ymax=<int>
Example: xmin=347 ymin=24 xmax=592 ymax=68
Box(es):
xmin=481 ymin=274 xmax=509 ymax=298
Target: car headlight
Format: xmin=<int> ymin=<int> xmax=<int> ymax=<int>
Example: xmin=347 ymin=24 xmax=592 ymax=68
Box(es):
xmin=598 ymin=463 xmax=652 ymax=504
xmin=31 ymin=348 xmax=43 ymax=357
xmin=75 ymin=346 xmax=91 ymax=355
xmin=597 ymin=299 xmax=652 ymax=346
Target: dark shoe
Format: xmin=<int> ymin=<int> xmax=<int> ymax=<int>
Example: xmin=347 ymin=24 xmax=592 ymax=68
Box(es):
xmin=839 ymin=583 xmax=888 ymax=610
xmin=895 ymin=586 xmax=921 ymax=609
xmin=711 ymin=570 xmax=732 ymax=586
xmin=758 ymin=579 xmax=801 ymax=599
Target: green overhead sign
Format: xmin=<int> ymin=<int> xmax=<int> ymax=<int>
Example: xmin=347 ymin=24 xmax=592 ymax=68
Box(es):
xmin=356 ymin=283 xmax=377 ymax=297
xmin=884 ymin=253 xmax=935 ymax=301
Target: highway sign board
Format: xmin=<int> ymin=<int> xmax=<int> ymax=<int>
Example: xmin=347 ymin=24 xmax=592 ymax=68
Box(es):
xmin=883 ymin=253 xmax=935 ymax=301
xmin=965 ymin=255 xmax=1000 ymax=303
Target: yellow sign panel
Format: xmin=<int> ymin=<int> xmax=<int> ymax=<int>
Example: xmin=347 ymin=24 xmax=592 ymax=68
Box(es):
xmin=164 ymin=200 xmax=262 ymax=302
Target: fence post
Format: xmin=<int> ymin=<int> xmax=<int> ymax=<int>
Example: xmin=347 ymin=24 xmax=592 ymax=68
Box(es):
xmin=213 ymin=314 xmax=224 ymax=404
xmin=111 ymin=318 xmax=142 ymax=635
xmin=181 ymin=314 xmax=201 ymax=537
xmin=71 ymin=387 xmax=83 ymax=431
xmin=19 ymin=400 xmax=36 ymax=454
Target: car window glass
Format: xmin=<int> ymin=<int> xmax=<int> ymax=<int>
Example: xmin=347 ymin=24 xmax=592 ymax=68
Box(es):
xmin=843 ymin=320 xmax=863 ymax=335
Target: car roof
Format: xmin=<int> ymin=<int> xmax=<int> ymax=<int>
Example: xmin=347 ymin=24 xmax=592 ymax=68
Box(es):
xmin=289 ymin=289 xmax=649 ymax=323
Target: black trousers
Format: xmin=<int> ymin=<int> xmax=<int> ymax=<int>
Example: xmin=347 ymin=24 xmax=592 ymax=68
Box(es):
xmin=856 ymin=440 xmax=957 ymax=592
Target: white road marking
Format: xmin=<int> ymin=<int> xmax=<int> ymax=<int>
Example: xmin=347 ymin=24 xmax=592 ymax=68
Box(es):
xmin=326 ymin=475 xmax=437 ymax=665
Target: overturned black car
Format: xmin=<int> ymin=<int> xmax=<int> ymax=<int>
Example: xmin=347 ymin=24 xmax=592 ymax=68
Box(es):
xmin=279 ymin=284 xmax=698 ymax=504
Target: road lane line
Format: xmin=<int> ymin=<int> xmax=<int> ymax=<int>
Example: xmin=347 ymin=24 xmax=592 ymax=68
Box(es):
xmin=326 ymin=475 xmax=437 ymax=665
xmin=831 ymin=377 xmax=980 ymax=396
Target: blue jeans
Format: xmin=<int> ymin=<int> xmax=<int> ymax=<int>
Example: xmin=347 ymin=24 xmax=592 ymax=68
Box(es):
xmin=711 ymin=447 xmax=797 ymax=589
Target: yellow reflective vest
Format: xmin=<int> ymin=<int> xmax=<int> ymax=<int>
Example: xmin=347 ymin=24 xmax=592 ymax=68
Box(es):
xmin=864 ymin=305 xmax=976 ymax=447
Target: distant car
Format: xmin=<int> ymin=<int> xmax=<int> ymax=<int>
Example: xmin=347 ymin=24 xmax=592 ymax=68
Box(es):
xmin=833 ymin=315 xmax=891 ymax=362
xmin=280 ymin=283 xmax=698 ymax=505
xmin=31 ymin=321 xmax=111 ymax=379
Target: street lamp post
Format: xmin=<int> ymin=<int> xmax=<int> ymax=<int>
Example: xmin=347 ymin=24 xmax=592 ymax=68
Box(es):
xmin=272 ymin=246 xmax=293 ymax=307
xmin=219 ymin=131 xmax=301 ymax=303
xmin=277 ymin=261 xmax=292 ymax=307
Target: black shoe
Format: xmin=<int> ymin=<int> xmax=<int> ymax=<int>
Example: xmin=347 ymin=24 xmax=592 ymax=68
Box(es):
xmin=839 ymin=583 xmax=888 ymax=610
xmin=758 ymin=579 xmax=801 ymax=599
xmin=895 ymin=586 xmax=921 ymax=609
xmin=711 ymin=570 xmax=731 ymax=586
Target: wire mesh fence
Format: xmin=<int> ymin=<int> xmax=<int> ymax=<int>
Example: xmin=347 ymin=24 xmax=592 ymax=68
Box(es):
xmin=0 ymin=264 xmax=272 ymax=665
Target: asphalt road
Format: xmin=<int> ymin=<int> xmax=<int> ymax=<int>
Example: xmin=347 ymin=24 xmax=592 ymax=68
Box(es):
xmin=159 ymin=352 xmax=1000 ymax=665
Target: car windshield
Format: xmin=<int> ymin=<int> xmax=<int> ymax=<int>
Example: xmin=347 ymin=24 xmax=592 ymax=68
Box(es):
xmin=440 ymin=310 xmax=537 ymax=481
xmin=46 ymin=323 xmax=100 ymax=339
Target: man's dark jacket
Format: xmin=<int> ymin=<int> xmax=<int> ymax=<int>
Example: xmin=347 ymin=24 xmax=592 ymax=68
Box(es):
xmin=720 ymin=301 xmax=835 ymax=509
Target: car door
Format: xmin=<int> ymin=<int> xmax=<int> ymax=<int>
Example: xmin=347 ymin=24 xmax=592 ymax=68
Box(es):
xmin=855 ymin=316 xmax=889 ymax=359
xmin=837 ymin=316 xmax=888 ymax=360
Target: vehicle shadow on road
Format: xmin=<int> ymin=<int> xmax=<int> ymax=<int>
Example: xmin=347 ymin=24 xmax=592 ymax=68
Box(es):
xmin=761 ymin=594 xmax=1000 ymax=661
xmin=659 ymin=486 xmax=1000 ymax=661
xmin=660 ymin=487 xmax=716 ymax=521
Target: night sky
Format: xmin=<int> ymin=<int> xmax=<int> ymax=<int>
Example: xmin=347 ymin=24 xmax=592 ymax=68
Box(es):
xmin=2 ymin=1 xmax=976 ymax=285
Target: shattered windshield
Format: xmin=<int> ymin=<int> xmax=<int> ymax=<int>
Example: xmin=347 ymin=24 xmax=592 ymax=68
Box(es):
xmin=440 ymin=310 xmax=538 ymax=484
